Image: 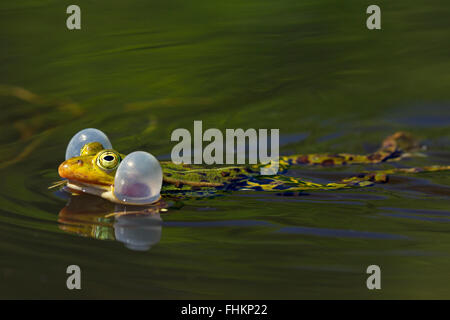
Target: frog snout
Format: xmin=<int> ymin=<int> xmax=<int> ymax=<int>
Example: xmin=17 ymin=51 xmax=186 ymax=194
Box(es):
xmin=58 ymin=159 xmax=84 ymax=179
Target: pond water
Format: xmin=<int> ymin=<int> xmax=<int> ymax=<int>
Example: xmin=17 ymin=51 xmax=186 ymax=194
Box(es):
xmin=1 ymin=0 xmax=449 ymax=298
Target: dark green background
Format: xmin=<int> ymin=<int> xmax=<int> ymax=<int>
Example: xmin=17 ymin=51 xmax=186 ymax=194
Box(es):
xmin=0 ymin=0 xmax=449 ymax=298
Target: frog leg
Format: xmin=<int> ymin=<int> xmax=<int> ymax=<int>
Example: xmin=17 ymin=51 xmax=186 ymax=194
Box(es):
xmin=237 ymin=175 xmax=372 ymax=193
xmin=236 ymin=164 xmax=450 ymax=194
xmin=280 ymin=131 xmax=421 ymax=167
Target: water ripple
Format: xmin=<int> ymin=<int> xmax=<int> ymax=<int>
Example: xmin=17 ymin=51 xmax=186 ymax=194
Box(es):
xmin=276 ymin=226 xmax=408 ymax=240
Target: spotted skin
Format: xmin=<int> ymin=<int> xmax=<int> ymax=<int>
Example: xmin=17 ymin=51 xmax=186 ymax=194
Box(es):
xmin=156 ymin=132 xmax=448 ymax=199
xmin=56 ymin=132 xmax=450 ymax=201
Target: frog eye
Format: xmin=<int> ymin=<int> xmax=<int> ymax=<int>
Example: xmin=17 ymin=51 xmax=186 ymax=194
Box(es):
xmin=96 ymin=150 xmax=121 ymax=170
xmin=113 ymin=151 xmax=162 ymax=205
xmin=65 ymin=128 xmax=112 ymax=160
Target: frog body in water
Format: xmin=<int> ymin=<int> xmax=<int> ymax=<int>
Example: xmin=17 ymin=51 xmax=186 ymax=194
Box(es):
xmin=56 ymin=129 xmax=450 ymax=205
xmin=58 ymin=140 xmax=263 ymax=203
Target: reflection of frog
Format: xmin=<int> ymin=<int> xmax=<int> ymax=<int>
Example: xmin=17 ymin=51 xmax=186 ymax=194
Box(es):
xmin=55 ymin=128 xmax=450 ymax=205
xmin=58 ymin=192 xmax=166 ymax=251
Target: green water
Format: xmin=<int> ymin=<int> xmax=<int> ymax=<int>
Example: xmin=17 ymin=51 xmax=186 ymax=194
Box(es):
xmin=1 ymin=0 xmax=450 ymax=299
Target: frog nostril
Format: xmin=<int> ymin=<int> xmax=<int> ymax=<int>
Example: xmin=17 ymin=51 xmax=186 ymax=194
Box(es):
xmin=77 ymin=160 xmax=83 ymax=166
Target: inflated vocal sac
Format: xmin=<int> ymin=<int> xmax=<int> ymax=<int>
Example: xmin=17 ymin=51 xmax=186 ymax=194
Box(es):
xmin=65 ymin=128 xmax=112 ymax=160
xmin=113 ymin=151 xmax=163 ymax=205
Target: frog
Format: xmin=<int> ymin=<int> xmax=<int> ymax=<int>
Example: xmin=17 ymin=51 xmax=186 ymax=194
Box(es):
xmin=54 ymin=128 xmax=450 ymax=205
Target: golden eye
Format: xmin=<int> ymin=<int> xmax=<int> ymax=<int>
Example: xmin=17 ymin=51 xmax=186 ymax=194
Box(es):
xmin=96 ymin=150 xmax=120 ymax=171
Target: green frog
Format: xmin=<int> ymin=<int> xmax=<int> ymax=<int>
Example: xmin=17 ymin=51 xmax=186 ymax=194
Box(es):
xmin=54 ymin=129 xmax=450 ymax=205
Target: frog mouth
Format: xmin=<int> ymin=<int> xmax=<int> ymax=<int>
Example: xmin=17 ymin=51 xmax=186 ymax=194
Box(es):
xmin=58 ymin=160 xmax=114 ymax=187
xmin=66 ymin=179 xmax=111 ymax=196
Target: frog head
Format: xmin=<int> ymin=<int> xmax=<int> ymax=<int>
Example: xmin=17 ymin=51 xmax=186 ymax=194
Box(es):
xmin=58 ymin=129 xmax=163 ymax=205
xmin=58 ymin=142 xmax=123 ymax=193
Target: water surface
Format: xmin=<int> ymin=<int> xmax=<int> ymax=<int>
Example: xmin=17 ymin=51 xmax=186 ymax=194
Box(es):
xmin=1 ymin=0 xmax=450 ymax=299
